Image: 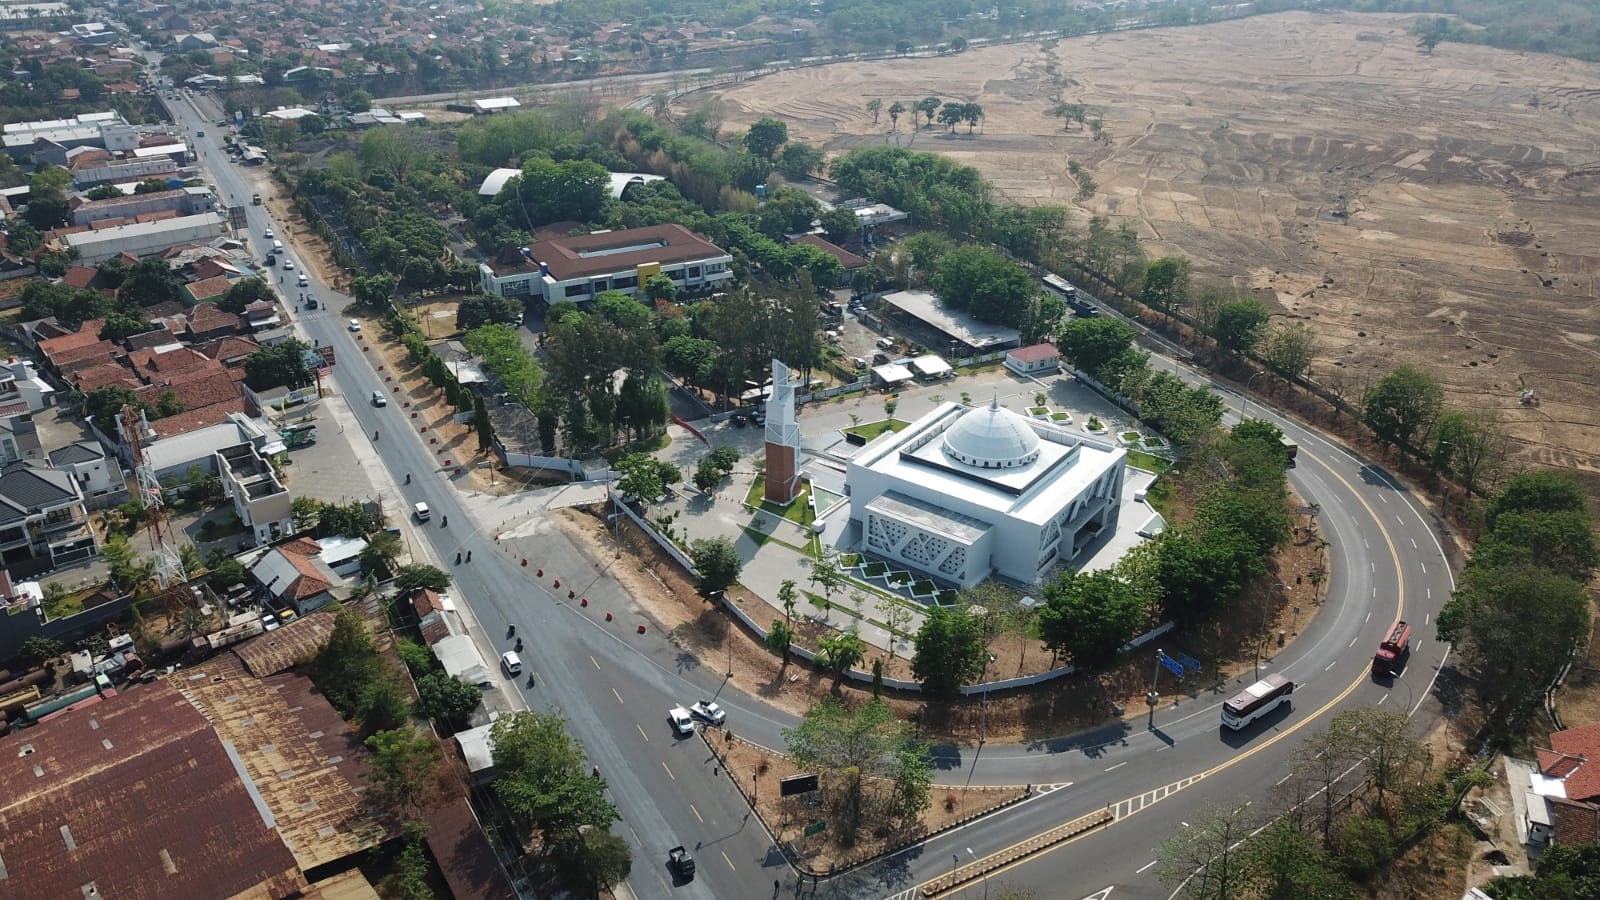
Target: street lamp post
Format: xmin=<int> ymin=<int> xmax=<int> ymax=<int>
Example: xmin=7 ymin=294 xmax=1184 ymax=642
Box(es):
xmin=1256 ymin=582 xmax=1287 ymax=679
xmin=1240 ymin=370 xmax=1265 ymax=421
xmin=979 ymin=653 xmax=996 ymax=744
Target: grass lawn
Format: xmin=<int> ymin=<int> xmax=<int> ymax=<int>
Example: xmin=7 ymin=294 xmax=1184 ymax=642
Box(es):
xmin=842 ymin=418 xmax=910 ymax=441
xmin=911 ymin=579 xmax=936 ymax=596
xmin=743 ymin=476 xmax=815 ymax=526
xmin=1119 ymin=431 xmax=1142 ymax=443
xmin=862 ymin=561 xmax=888 ymax=578
xmin=1126 ymin=449 xmax=1172 ymax=473
xmin=1144 ymin=479 xmax=1177 ymax=517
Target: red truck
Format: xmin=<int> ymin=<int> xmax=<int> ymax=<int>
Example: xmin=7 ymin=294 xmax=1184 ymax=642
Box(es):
xmin=1372 ymin=621 xmax=1412 ymax=678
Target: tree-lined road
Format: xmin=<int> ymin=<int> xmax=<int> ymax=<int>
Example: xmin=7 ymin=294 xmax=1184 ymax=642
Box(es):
xmin=162 ymin=62 xmax=1456 ymax=900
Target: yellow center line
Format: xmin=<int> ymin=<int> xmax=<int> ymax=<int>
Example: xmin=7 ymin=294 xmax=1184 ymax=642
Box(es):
xmin=926 ymin=451 xmax=1409 ymax=896
xmin=662 ymin=761 xmax=676 ymax=781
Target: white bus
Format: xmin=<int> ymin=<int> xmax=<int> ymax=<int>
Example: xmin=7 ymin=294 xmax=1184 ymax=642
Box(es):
xmin=1221 ymin=673 xmax=1295 ymax=730
xmin=1041 ymin=273 xmax=1077 ymax=299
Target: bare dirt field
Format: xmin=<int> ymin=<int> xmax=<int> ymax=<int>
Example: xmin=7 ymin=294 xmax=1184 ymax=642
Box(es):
xmin=694 ymin=11 xmax=1600 ymax=477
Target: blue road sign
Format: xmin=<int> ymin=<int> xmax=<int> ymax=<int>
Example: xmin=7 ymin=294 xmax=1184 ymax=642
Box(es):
xmin=1175 ymin=653 xmax=1201 ymax=673
xmin=1158 ymin=653 xmax=1184 ymax=677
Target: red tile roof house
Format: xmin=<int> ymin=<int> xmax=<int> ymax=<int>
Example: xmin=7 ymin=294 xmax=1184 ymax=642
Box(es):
xmin=1536 ymin=722 xmax=1600 ymax=846
xmin=792 ymin=233 xmax=869 ymax=285
xmin=1005 ymin=342 xmax=1061 ymax=376
xmin=249 ymin=537 xmax=337 ymax=615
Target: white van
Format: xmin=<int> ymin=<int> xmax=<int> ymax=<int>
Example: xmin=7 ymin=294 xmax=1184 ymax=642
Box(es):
xmin=500 ymin=651 xmax=523 ymax=677
xmin=413 ymin=502 xmax=430 ymax=522
xmin=271 ymin=239 xmax=284 ymax=252
xmin=876 ymin=337 xmax=895 ymax=350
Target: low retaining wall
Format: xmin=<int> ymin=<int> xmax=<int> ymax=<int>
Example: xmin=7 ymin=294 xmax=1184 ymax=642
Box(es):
xmin=918 ymin=806 xmax=1113 ymax=897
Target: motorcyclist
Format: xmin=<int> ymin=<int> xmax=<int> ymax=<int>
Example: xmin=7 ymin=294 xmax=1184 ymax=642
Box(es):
xmin=441 ymin=515 xmax=448 ymax=527
xmin=404 ymin=473 xmax=411 ymax=484
xmin=373 ymin=429 xmax=379 ymax=440
xmin=514 ymin=637 xmax=523 ymax=652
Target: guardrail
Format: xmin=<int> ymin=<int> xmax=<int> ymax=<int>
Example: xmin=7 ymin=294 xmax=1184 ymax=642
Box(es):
xmin=918 ymin=807 xmax=1113 ymax=897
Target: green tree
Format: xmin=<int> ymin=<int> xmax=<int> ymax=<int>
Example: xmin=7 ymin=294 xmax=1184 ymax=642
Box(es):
xmin=742 ymin=117 xmax=789 ymax=159
xmin=808 ymin=547 xmax=847 ymax=611
xmin=349 ymin=273 xmax=399 ymax=309
xmin=218 ymin=277 xmax=275 ymax=314
xmin=343 ymin=88 xmax=374 ymax=113
xmin=455 ymin=293 xmax=523 ymax=331
xmin=689 ymin=536 xmax=742 ymax=594
xmin=929 ymin=244 xmax=1037 ymax=327
xmin=1213 ymin=299 xmax=1270 ymax=358
xmin=1489 ymin=469 xmax=1588 ymax=526
xmin=356 ymin=674 xmax=412 ymax=735
xmin=1329 ymin=707 xmax=1427 ymax=819
xmin=643 ymin=273 xmax=678 ymax=304
xmin=615 ymin=453 xmax=679 ymax=502
xmin=1243 ymin=820 xmax=1357 ymax=900
xmin=865 ymin=98 xmax=882 ymax=124
xmin=1362 ymin=365 xmax=1443 ymax=451
xmin=887 ymin=101 xmax=906 ymax=130
xmin=1438 ymin=563 xmax=1589 ymax=722
xmin=490 ymin=711 xmax=619 ymax=847
xmin=415 ymin=671 xmax=483 ymax=725
xmin=1140 ymin=257 xmax=1191 ymax=318
xmin=360 ymin=530 xmax=402 ymax=578
xmin=910 ymin=607 xmax=989 ymax=697
xmin=243 ymin=339 xmax=314 ymax=390
xmin=815 ymin=629 xmax=866 ymax=684
xmin=394 ymin=564 xmax=451 ymax=594
xmin=382 ymin=835 xmax=434 ymax=900
xmin=1429 ymin=408 xmax=1507 ymax=493
xmin=765 ymin=619 xmax=797 ymax=661
xmin=1037 ymin=569 xmax=1149 ymax=669
xmin=364 ymin=727 xmax=451 ymax=822
xmin=820 ymin=206 xmax=861 ymax=245
xmin=562 ymin=827 xmax=633 ymax=897
xmin=20 ymin=635 xmax=65 ymax=668
xmin=776 ymin=142 xmax=825 ymax=179
xmin=1156 ymin=802 xmax=1256 ymax=900
xmin=784 ymin=697 xmax=931 ymax=834
xmin=1261 ymin=321 xmax=1317 ymax=382
xmin=916 ymin=96 xmax=942 ymax=128
xmin=360 ymin=125 xmax=429 ymax=186
xmin=1056 ymin=316 xmax=1138 ymax=380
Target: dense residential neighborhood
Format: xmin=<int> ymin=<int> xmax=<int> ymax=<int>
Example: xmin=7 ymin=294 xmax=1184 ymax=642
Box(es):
xmin=0 ymin=2 xmax=1596 ymax=900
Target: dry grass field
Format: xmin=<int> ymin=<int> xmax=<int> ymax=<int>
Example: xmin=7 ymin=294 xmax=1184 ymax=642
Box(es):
xmin=691 ymin=11 xmax=1600 ymax=478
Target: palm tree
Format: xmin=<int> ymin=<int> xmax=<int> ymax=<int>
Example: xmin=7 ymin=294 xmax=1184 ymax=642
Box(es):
xmin=778 ymin=578 xmax=798 ymax=626
xmin=361 ymin=531 xmax=403 ymax=578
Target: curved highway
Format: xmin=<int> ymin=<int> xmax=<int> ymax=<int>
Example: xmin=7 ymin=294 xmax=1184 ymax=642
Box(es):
xmin=158 ymin=72 xmax=1456 ymax=900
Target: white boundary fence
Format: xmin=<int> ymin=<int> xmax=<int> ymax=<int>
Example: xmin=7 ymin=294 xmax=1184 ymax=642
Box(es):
xmin=610 ymin=488 xmax=1179 ymax=694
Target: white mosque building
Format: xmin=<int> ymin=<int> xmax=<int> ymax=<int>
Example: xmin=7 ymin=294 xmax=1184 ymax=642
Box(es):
xmin=845 ymin=399 xmax=1127 ymax=588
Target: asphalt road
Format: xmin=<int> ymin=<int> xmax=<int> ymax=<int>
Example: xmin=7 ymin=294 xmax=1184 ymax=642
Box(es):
xmin=156 ymin=65 xmax=1458 ymax=900
xmin=162 ymin=93 xmax=793 ymax=899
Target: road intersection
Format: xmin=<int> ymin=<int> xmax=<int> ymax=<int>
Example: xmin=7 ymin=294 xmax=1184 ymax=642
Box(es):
xmin=164 ymin=81 xmax=1457 ymax=899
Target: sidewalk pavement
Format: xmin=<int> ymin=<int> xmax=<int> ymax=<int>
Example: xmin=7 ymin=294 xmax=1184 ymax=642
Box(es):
xmin=660 ymin=465 xmax=919 ymax=656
